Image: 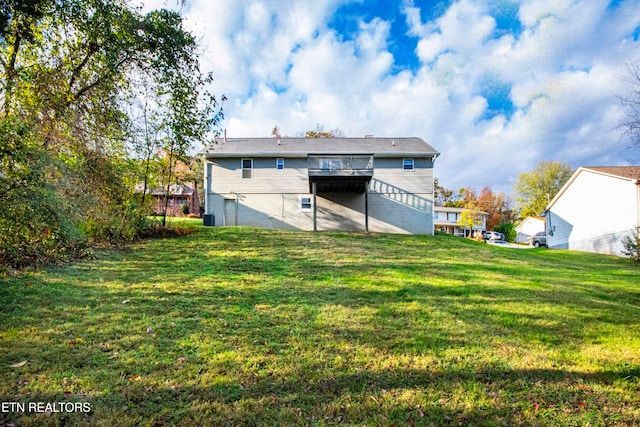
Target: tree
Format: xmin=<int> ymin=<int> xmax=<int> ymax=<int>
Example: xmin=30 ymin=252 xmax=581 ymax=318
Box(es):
xmin=457 ymin=201 xmax=484 ymax=238
xmin=513 ymin=161 xmax=574 ymax=218
xmin=619 ymin=61 xmax=640 ymax=155
xmin=622 ymin=227 xmax=640 ymax=262
xmin=156 ymin=71 xmax=223 ymax=226
xmin=0 ymin=0 xmax=224 ymax=268
xmin=301 ymin=124 xmax=344 ymax=138
xmin=434 ymin=178 xmax=454 ymax=206
xmin=475 ymin=186 xmax=514 ymax=231
xmin=433 ymin=180 xmax=475 ymax=208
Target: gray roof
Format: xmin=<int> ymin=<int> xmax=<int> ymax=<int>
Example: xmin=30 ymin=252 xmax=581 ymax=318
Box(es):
xmin=200 ymin=137 xmax=439 ymax=158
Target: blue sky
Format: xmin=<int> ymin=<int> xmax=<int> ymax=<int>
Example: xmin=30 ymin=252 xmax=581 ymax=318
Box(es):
xmin=141 ymin=0 xmax=640 ymax=195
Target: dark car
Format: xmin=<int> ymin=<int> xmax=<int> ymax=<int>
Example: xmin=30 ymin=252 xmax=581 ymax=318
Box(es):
xmin=530 ymin=231 xmax=547 ymax=247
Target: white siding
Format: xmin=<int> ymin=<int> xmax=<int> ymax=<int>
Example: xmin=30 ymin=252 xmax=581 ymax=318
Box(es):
xmin=547 ymin=170 xmax=639 ymax=255
xmin=515 ymin=217 xmax=545 ymax=243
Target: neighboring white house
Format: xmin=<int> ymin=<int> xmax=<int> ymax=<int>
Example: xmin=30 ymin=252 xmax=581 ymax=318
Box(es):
xmin=200 ymin=136 xmax=440 ymax=234
xmin=515 ymin=216 xmax=546 ymax=243
xmin=433 ymin=206 xmax=487 ymax=237
xmin=544 ymin=166 xmax=640 ymax=256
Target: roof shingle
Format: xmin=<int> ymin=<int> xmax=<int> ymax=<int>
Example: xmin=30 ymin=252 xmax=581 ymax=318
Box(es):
xmin=583 ymin=166 xmax=640 ymax=180
xmin=200 ymin=137 xmax=439 ymax=158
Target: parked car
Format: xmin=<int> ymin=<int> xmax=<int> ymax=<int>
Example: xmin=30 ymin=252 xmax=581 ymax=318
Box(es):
xmin=484 ymin=231 xmax=505 ymax=241
xmin=530 ymin=231 xmax=547 ymax=247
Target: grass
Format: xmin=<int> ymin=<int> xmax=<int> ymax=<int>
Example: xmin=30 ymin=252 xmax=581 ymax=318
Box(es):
xmin=1 ymin=226 xmax=639 ymax=426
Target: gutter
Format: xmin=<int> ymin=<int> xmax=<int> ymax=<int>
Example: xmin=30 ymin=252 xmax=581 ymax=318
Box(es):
xmin=200 ymin=151 xmax=440 ymax=159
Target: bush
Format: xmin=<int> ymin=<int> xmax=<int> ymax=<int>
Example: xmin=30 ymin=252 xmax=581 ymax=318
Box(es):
xmin=495 ymin=222 xmax=517 ymax=242
xmin=622 ymin=227 xmax=640 ymax=262
xmin=136 ymin=219 xmax=196 ymax=239
xmin=180 ymin=203 xmax=189 ymax=215
xmin=0 ymin=119 xmax=88 ymax=270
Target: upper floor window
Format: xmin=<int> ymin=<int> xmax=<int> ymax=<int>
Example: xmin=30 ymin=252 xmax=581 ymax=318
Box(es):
xmin=403 ymin=158 xmax=414 ymax=171
xmin=276 ymin=158 xmax=284 ymax=170
xmin=242 ymin=158 xmax=253 ymax=179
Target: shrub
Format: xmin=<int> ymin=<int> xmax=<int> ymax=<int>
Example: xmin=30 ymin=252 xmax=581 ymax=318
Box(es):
xmin=180 ymin=203 xmax=189 ymax=215
xmin=622 ymin=227 xmax=640 ymax=262
xmin=495 ymin=222 xmax=517 ymax=242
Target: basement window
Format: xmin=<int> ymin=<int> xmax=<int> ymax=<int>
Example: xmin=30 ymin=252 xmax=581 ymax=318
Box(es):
xmin=242 ymin=158 xmax=253 ymax=179
xmin=298 ymin=195 xmax=313 ymax=212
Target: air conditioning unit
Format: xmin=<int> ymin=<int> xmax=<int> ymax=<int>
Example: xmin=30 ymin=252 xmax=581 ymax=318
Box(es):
xmin=203 ymin=214 xmax=215 ymax=226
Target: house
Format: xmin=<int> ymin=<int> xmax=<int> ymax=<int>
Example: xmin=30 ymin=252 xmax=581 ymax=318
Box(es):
xmin=150 ymin=183 xmax=201 ymax=217
xmin=515 ymin=216 xmax=546 ymax=243
xmin=544 ymin=166 xmax=640 ymax=256
xmin=200 ymin=136 xmax=439 ymax=234
xmin=433 ymin=206 xmax=487 ymax=237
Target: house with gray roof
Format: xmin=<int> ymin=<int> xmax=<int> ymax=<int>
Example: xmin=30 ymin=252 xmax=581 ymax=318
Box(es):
xmin=544 ymin=166 xmax=640 ymax=255
xmin=200 ymin=136 xmax=439 ymax=234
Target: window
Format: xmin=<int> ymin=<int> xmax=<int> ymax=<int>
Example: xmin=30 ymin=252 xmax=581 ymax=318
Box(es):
xmin=403 ymin=158 xmax=414 ymax=171
xmin=298 ymin=195 xmax=313 ymax=212
xmin=242 ymin=158 xmax=253 ymax=179
xmin=276 ymin=158 xmax=284 ymax=170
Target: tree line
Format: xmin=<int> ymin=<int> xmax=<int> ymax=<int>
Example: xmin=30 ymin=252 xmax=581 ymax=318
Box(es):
xmin=0 ymin=0 xmax=223 ymax=270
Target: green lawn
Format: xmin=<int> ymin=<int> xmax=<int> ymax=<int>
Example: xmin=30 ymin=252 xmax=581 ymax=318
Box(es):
xmin=1 ymin=227 xmax=639 ymax=426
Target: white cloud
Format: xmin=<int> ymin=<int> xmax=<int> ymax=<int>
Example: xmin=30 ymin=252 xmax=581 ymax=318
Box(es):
xmin=414 ymin=0 xmax=496 ymax=64
xmin=137 ymin=0 xmax=640 ymax=194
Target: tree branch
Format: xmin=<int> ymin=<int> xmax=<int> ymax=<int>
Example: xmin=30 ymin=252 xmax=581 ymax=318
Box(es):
xmin=68 ymin=43 xmax=98 ymax=90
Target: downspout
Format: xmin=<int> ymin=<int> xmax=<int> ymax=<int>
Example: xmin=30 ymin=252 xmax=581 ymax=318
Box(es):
xmin=203 ymin=159 xmax=209 ymax=216
xmin=544 ymin=208 xmax=553 ymax=248
xmin=431 ymin=154 xmax=438 ymax=235
xmin=636 ymin=179 xmax=640 ymax=227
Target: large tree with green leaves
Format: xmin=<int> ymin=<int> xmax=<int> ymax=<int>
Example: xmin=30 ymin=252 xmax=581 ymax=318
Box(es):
xmin=513 ymin=161 xmax=574 ymax=219
xmin=0 ymin=0 xmax=224 ymax=268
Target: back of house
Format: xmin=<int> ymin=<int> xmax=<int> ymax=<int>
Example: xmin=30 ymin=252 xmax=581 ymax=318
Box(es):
xmin=200 ymin=136 xmax=439 ymax=234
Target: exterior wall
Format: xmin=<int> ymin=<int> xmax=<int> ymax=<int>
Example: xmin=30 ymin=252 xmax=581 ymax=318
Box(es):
xmin=205 ymin=156 xmax=435 ymax=234
xmin=367 ymin=158 xmax=434 ymax=234
xmin=546 ymin=171 xmax=639 ymax=256
xmin=515 ymin=217 xmax=545 ymax=243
